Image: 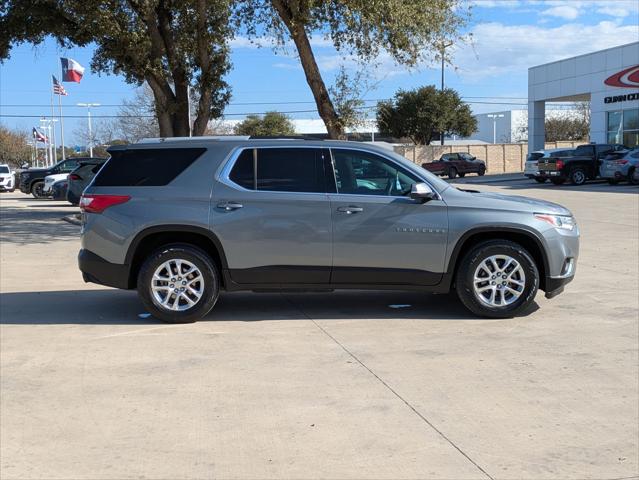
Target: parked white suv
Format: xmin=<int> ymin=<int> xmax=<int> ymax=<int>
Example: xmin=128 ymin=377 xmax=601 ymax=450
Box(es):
xmin=0 ymin=164 xmax=15 ymax=192
xmin=43 ymin=173 xmax=69 ymax=195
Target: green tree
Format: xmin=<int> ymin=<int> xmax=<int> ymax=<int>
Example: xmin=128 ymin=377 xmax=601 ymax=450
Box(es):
xmin=0 ymin=125 xmax=32 ymax=168
xmin=377 ymin=86 xmax=477 ymax=145
xmin=1 ymin=0 xmax=232 ymax=137
xmin=235 ymin=0 xmax=468 ymax=139
xmin=234 ymin=111 xmax=295 ymax=136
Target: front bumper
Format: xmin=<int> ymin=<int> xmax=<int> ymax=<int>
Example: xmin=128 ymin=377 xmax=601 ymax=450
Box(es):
xmin=78 ymin=249 xmax=131 ymax=289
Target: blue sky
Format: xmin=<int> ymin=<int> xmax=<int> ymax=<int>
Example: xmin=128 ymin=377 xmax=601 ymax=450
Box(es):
xmin=1 ymin=0 xmax=638 ymax=144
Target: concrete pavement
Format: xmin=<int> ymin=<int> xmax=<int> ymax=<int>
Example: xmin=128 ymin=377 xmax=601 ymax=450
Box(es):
xmin=1 ymin=183 xmax=637 ymax=479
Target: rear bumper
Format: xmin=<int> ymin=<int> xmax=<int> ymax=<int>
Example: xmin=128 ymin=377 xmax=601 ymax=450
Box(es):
xmin=78 ymin=249 xmax=131 ymax=289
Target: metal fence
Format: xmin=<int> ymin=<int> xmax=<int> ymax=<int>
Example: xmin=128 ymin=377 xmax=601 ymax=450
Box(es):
xmin=394 ymin=141 xmax=581 ymax=174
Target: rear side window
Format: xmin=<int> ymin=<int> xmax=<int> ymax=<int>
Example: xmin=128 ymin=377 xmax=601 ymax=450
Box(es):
xmin=228 ymin=148 xmax=324 ymax=193
xmin=93 ymin=148 xmax=205 ymax=186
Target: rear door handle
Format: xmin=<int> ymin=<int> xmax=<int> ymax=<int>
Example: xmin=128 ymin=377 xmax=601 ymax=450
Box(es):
xmin=217 ymin=201 xmax=243 ymax=211
xmin=337 ymin=205 xmax=364 ymax=214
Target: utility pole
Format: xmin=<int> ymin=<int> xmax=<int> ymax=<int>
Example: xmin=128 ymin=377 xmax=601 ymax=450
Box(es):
xmin=439 ymin=41 xmax=453 ymax=146
xmin=487 ymin=113 xmax=505 ymax=144
xmin=77 ymin=103 xmax=100 ymax=156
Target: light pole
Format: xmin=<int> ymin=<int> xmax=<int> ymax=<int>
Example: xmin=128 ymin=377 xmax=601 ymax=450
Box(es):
xmin=487 ymin=113 xmax=504 ymax=144
xmin=77 ymin=103 xmax=100 ymax=156
xmin=439 ymin=41 xmax=453 ymax=146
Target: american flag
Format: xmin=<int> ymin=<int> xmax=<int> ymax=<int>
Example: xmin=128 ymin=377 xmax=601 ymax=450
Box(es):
xmin=52 ymin=75 xmax=68 ymax=96
xmin=33 ymin=127 xmax=48 ymax=143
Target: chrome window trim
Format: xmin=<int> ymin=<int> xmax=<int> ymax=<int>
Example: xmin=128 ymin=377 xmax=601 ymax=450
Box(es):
xmin=217 ymin=144 xmax=441 ymax=200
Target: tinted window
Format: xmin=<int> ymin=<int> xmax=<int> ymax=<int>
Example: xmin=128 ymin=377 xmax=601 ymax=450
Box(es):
xmin=228 ymin=148 xmax=324 ymax=193
xmin=229 ymin=149 xmax=254 ymax=190
xmin=58 ymin=160 xmax=79 ymax=173
xmin=257 ymin=148 xmax=322 ymax=192
xmin=0 ymin=166 xmax=9 ymax=173
xmin=460 ymin=153 xmax=473 ymax=160
xmin=93 ymin=148 xmax=205 ymax=187
xmin=331 ymin=149 xmax=420 ymax=196
xmin=441 ymin=154 xmax=456 ymax=161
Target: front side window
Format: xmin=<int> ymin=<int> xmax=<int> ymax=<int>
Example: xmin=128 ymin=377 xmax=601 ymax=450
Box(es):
xmin=228 ymin=148 xmax=324 ymax=193
xmin=331 ymin=149 xmax=420 ymax=196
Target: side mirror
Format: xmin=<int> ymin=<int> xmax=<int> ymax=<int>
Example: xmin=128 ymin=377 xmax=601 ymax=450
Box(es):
xmin=410 ymin=183 xmax=437 ymax=202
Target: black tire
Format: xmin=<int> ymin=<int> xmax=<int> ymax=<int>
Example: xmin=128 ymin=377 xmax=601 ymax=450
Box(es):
xmin=458 ymin=172 xmax=466 ymax=178
xmin=137 ymin=244 xmax=220 ymax=323
xmin=455 ymin=240 xmax=539 ymax=319
xmin=31 ymin=181 xmax=45 ymax=198
xmin=550 ymin=178 xmax=565 ymax=185
xmin=534 ymin=177 xmax=547 ymax=183
xmin=569 ymin=167 xmax=587 ymax=186
xmin=448 ymin=167 xmax=458 ymax=179
xmin=629 ymin=167 xmax=639 ymax=186
xmin=607 ymin=178 xmax=620 ymax=185
xmin=478 ymin=167 xmax=485 ymax=176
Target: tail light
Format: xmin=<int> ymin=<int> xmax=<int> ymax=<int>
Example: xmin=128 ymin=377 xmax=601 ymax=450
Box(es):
xmin=69 ymin=173 xmax=82 ymax=181
xmin=80 ymin=194 xmax=130 ymax=214
xmin=556 ymin=159 xmax=564 ymax=170
xmin=614 ymin=159 xmax=629 ymax=165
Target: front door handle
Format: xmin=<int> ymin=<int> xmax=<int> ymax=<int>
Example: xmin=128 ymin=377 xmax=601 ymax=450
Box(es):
xmin=337 ymin=205 xmax=364 ymax=214
xmin=217 ymin=201 xmax=243 ymax=211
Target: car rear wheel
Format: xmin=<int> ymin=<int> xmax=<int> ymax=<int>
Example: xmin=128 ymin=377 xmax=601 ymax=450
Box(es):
xmin=550 ymin=178 xmax=565 ymax=185
xmin=448 ymin=167 xmax=458 ymax=179
xmin=456 ymin=240 xmax=539 ymax=318
xmin=629 ymin=167 xmax=639 ymax=186
xmin=534 ymin=177 xmax=547 ymax=183
xmin=569 ymin=167 xmax=587 ymax=186
xmin=31 ymin=181 xmax=45 ymax=198
xmin=137 ymin=244 xmax=220 ymax=323
xmin=478 ymin=167 xmax=486 ymax=176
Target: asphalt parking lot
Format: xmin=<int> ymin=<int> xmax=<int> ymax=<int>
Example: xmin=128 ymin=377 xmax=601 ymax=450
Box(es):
xmin=1 ymin=178 xmax=638 ymax=480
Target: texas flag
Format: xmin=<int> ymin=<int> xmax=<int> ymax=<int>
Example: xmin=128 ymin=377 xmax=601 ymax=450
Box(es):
xmin=60 ymin=57 xmax=85 ymax=83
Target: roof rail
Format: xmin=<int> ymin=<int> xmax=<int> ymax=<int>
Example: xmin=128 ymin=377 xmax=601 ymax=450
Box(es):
xmin=247 ymin=135 xmax=323 ymax=140
xmin=138 ymin=136 xmax=250 ymax=143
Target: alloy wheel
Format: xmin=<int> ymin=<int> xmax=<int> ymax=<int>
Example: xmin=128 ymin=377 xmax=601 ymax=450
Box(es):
xmin=473 ymin=255 xmax=526 ymax=307
xmin=151 ymin=259 xmax=204 ymax=311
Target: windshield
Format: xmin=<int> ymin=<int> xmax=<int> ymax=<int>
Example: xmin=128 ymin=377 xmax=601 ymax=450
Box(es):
xmin=0 ymin=166 xmax=9 ymax=174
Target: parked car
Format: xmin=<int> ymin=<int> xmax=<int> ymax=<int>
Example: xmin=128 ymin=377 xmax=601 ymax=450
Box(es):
xmin=51 ymin=178 xmax=69 ymax=201
xmin=0 ymin=164 xmax=16 ymax=192
xmin=537 ymin=143 xmax=627 ymax=185
xmin=67 ymin=158 xmax=107 ymax=205
xmin=19 ymin=157 xmax=83 ymax=198
xmin=78 ymin=139 xmax=579 ymax=323
xmin=600 ymin=147 xmax=639 ymax=185
xmin=422 ymin=152 xmax=486 ymax=179
xmin=43 ymin=173 xmax=68 ymax=195
xmin=524 ymin=148 xmax=575 ymax=183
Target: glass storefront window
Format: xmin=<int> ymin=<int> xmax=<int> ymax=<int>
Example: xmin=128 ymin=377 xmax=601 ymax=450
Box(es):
xmin=607 ymin=109 xmax=639 ymax=147
xmin=623 ymin=108 xmax=638 ymax=131
xmin=623 ymin=131 xmax=639 ymax=148
xmin=607 ymin=110 xmax=622 ymax=133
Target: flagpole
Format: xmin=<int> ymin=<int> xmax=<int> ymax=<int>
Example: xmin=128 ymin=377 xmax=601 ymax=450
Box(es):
xmin=58 ymin=90 xmax=65 ymax=160
xmin=50 ymin=77 xmax=57 ymax=164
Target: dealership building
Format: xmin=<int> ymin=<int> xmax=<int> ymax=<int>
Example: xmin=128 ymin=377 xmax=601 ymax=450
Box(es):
xmin=528 ymin=42 xmax=639 ymax=151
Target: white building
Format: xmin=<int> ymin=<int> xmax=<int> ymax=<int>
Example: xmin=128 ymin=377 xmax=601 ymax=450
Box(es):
xmin=528 ymin=42 xmax=639 ymax=151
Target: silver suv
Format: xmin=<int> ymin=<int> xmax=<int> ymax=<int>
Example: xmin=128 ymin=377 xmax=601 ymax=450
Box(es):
xmin=78 ymin=138 xmax=579 ymax=323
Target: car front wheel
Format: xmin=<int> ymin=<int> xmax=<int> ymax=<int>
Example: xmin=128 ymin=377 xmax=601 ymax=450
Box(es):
xmin=137 ymin=244 xmax=220 ymax=323
xmin=448 ymin=167 xmax=458 ymax=179
xmin=456 ymin=240 xmax=539 ymax=318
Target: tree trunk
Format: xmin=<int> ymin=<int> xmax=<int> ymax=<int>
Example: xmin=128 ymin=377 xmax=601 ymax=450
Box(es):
xmin=271 ymin=0 xmax=345 ymax=140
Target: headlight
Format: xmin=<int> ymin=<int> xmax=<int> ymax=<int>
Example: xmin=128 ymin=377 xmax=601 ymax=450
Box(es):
xmin=534 ymin=213 xmax=576 ymax=231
